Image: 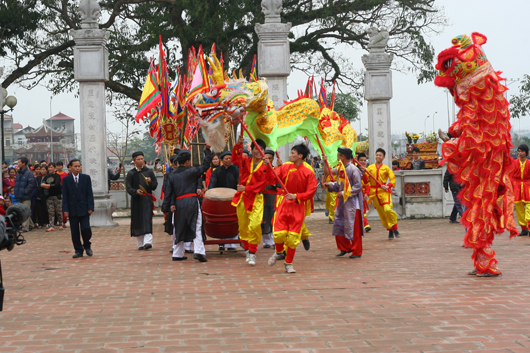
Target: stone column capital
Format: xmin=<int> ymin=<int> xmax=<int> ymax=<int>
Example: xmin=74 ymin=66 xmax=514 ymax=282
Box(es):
xmin=255 ymin=22 xmax=292 ymax=39
xmin=70 ymin=28 xmax=109 ymax=46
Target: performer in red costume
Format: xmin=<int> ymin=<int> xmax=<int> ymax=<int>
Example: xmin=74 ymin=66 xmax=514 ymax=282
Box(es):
xmin=511 ymin=144 xmax=530 ymax=236
xmin=267 ymin=144 xmax=317 ymax=273
xmin=435 ymin=32 xmax=517 ymax=277
xmin=231 ymin=136 xmax=272 ymax=266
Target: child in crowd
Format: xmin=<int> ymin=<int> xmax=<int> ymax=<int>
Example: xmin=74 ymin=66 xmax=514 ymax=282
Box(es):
xmin=8 ymin=186 xmax=18 ymax=204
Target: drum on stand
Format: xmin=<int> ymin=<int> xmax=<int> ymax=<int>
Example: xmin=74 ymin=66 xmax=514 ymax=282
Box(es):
xmin=202 ymin=188 xmax=239 ymax=243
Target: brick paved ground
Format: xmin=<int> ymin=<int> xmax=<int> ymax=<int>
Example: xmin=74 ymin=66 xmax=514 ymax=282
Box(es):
xmin=1 ymin=213 xmax=530 ymax=353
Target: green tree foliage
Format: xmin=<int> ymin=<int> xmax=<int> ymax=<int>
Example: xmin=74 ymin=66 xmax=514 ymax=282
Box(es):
xmin=511 ymin=75 xmax=530 ymax=119
xmin=1 ymin=0 xmax=446 ymax=106
xmin=127 ymin=132 xmax=159 ymax=163
xmin=328 ymin=92 xmax=361 ymax=122
xmin=0 ymin=0 xmax=41 ymax=56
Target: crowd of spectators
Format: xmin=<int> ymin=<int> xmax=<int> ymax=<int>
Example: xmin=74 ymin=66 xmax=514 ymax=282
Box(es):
xmin=1 ymin=157 xmax=72 ymax=232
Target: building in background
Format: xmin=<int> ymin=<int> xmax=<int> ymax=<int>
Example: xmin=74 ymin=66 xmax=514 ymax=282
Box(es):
xmin=12 ymin=112 xmax=77 ymax=163
xmin=1 ymin=115 xmax=14 ymax=163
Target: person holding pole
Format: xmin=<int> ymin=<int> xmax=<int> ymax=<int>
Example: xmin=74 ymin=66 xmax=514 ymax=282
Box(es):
xmin=267 ymin=144 xmax=317 ymax=273
xmin=323 ymin=148 xmax=364 ymax=258
xmin=231 ymin=135 xmax=273 ymax=266
xmin=366 ymin=148 xmax=401 ymax=239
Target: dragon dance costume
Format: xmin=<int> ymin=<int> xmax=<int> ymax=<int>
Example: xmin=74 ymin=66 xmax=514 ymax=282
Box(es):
xmin=328 ymin=158 xmax=364 ymax=256
xmin=511 ymin=157 xmax=530 ymax=233
xmin=231 ymin=142 xmax=272 ymax=256
xmin=361 ymin=172 xmax=371 ymax=231
xmin=365 ymin=163 xmax=398 ymax=233
xmin=272 ymin=162 xmax=317 ymax=266
xmin=324 ymin=174 xmax=337 ymax=222
xmin=435 ymin=32 xmax=517 ymax=276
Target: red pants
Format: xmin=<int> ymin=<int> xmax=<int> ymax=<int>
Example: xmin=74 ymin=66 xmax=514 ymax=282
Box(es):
xmin=335 ymin=209 xmax=363 ymax=256
xmin=363 ymin=200 xmax=370 ymax=228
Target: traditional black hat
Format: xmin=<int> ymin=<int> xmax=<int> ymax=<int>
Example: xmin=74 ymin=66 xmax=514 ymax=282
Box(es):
xmin=242 ymin=150 xmax=250 ymax=156
xmin=264 ymin=149 xmax=275 ymax=157
xmin=219 ymin=151 xmax=231 ymax=159
xmin=132 ymin=151 xmax=144 ymax=159
xmin=169 ymin=155 xmax=178 ymax=164
xmin=176 ymin=150 xmax=191 ymax=162
xmin=337 ymin=147 xmax=353 ymax=159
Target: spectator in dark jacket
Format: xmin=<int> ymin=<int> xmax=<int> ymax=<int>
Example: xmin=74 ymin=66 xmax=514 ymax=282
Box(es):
xmin=108 ymin=164 xmax=123 ymax=191
xmin=443 ymin=169 xmax=463 ymax=223
xmin=14 ymin=156 xmax=36 ymax=231
xmin=42 ymin=163 xmax=63 ymax=232
xmin=35 ymin=165 xmax=50 ymax=228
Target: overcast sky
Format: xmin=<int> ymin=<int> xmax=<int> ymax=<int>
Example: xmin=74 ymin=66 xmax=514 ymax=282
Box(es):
xmin=3 ymin=0 xmax=529 ymax=140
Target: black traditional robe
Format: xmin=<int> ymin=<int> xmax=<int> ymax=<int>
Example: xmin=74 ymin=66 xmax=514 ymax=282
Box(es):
xmin=164 ymin=150 xmax=211 ymax=243
xmin=208 ymin=164 xmax=239 ymax=190
xmin=126 ymin=167 xmax=158 ymax=237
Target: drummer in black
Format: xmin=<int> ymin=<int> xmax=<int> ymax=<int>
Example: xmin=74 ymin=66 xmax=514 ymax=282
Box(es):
xmin=208 ymin=150 xmax=239 ymax=251
xmin=164 ymin=145 xmax=212 ymax=262
xmin=209 ymin=151 xmax=239 ymax=190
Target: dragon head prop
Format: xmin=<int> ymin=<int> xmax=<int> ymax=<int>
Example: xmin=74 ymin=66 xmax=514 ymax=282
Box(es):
xmin=434 ymin=32 xmax=489 ymax=91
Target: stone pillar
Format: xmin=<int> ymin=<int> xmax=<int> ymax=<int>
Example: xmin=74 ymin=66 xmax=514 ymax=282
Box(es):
xmin=255 ymin=0 xmax=292 ymax=161
xmin=361 ymin=28 xmax=394 ymax=168
xmin=70 ymin=0 xmax=117 ymax=227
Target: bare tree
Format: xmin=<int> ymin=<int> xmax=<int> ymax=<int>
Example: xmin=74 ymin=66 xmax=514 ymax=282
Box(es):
xmin=107 ymin=103 xmax=142 ymax=208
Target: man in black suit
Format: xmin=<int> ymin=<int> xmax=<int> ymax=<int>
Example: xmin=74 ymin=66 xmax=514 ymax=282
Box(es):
xmin=62 ymin=159 xmax=95 ymax=258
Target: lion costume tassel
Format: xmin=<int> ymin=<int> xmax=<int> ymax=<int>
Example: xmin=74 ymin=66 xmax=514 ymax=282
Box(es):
xmin=435 ymin=32 xmax=517 ymax=276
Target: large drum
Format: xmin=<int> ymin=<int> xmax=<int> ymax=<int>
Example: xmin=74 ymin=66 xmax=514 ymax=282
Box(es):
xmin=202 ymin=188 xmax=239 ymax=239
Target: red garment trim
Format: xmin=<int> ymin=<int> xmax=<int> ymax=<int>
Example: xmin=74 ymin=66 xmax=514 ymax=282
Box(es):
xmin=177 ymin=193 xmax=197 ymax=200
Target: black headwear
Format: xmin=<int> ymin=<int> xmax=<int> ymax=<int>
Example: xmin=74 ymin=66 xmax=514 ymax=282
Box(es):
xmin=337 ymin=147 xmax=353 ymax=159
xmin=176 ymin=150 xmax=191 ymax=163
xmin=242 ymin=150 xmax=250 ymax=156
xmin=169 ymin=155 xmax=178 ymax=164
xmin=264 ymin=149 xmax=275 ymax=157
xmin=132 ymin=151 xmax=144 ymax=159
xmin=219 ymin=151 xmax=231 ymax=159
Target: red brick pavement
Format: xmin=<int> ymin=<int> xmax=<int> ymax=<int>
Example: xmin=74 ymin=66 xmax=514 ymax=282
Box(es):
xmin=1 ymin=213 xmax=530 ymax=353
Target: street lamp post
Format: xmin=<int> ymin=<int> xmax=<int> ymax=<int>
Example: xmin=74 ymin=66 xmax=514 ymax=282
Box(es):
xmin=50 ymin=96 xmax=53 ymax=162
xmin=432 ymin=111 xmax=438 ymax=134
xmin=424 ymin=115 xmax=430 ymax=139
xmin=1 ymin=90 xmax=18 ymax=163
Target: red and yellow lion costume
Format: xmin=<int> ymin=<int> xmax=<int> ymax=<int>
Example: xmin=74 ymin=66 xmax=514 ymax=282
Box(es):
xmin=435 ymin=32 xmax=517 ymax=276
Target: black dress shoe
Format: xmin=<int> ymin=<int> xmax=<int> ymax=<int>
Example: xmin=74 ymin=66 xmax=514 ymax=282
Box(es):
xmin=169 ymin=249 xmax=173 ymax=253
xmin=86 ymin=249 xmax=93 ymax=257
xmin=263 ymin=244 xmax=271 ymax=249
xmin=365 ymin=226 xmax=371 ymax=233
xmin=388 ymin=230 xmax=394 ymax=239
xmin=193 ymin=253 xmax=208 ymax=262
xmin=184 ymin=250 xmax=194 ymax=253
xmin=349 ymin=255 xmax=362 ymax=259
xmin=302 ymin=239 xmax=310 ymax=251
xmin=226 ymin=248 xmax=237 ymax=251
xmin=335 ymin=251 xmax=348 ymax=257
xmin=219 ymin=245 xmax=225 ymax=251
xmin=72 ymin=253 xmax=83 ymax=258
xmin=518 ymin=229 xmax=529 ymax=236
xmin=449 ymin=220 xmax=459 ymax=224
xmin=394 ymin=230 xmax=401 ymax=238
xmin=143 ymin=243 xmax=152 ymax=250
xmin=138 ymin=246 xmax=145 ymax=250
xmin=172 ymin=256 xmax=188 ymax=261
